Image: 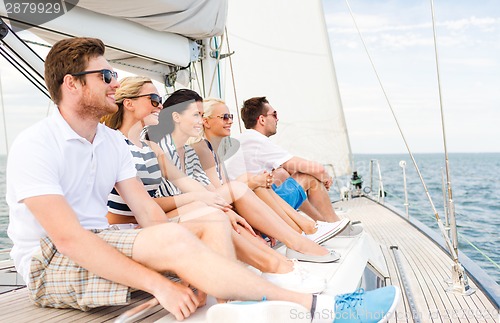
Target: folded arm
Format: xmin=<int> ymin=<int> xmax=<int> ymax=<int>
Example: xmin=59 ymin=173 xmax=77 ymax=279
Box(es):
xmin=282 ymin=156 xmax=332 ymax=188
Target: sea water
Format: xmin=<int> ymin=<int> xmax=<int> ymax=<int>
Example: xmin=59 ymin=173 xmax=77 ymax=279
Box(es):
xmin=0 ymin=153 xmax=498 ymax=283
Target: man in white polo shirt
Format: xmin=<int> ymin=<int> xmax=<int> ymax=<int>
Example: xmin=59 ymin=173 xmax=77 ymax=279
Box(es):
xmin=225 ymin=96 xmax=361 ymax=234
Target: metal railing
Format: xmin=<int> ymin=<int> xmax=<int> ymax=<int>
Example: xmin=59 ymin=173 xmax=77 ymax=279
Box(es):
xmin=369 ymin=159 xmax=385 ymax=203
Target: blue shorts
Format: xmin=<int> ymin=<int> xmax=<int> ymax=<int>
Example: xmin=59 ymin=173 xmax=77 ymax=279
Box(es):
xmin=272 ymin=177 xmax=307 ymax=210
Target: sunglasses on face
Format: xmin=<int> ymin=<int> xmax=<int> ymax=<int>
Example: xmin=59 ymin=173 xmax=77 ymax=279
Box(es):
xmin=215 ymin=113 xmax=234 ymax=121
xmin=266 ymin=111 xmax=278 ymax=119
xmin=259 ymin=111 xmax=278 ymax=120
xmin=71 ymin=69 xmax=118 ymax=84
xmin=125 ymin=93 xmax=163 ymax=107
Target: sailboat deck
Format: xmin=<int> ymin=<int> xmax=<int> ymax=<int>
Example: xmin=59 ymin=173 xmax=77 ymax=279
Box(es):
xmin=333 ymin=197 xmax=498 ymax=323
xmin=0 ymin=196 xmax=497 ymax=322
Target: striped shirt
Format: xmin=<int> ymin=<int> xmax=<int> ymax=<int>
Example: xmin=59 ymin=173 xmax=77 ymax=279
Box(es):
xmin=107 ymin=136 xmax=162 ymax=215
xmin=157 ymin=133 xmax=211 ymax=197
xmin=205 ymin=139 xmax=224 ymax=185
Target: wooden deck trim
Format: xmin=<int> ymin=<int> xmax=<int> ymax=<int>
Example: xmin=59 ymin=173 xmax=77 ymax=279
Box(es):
xmin=0 ymin=286 xmax=164 ymax=322
xmin=373 ymin=197 xmax=500 ymax=309
xmin=334 ymin=197 xmax=498 ymax=323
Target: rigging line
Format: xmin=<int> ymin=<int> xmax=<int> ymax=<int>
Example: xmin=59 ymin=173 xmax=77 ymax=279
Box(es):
xmin=191 ymin=63 xmax=203 ymax=95
xmin=0 ymin=48 xmax=50 ymax=98
xmin=1 ymin=16 xmax=173 ymax=66
xmin=0 ymin=72 xmax=8 ymax=153
xmin=0 ymin=18 xmax=46 ymax=62
xmin=0 ymin=37 xmax=45 ymax=82
xmin=225 ymin=27 xmax=242 ymax=134
xmin=388 ymin=191 xmax=498 ymax=269
xmin=344 ymin=0 xmax=458 ymax=261
xmin=0 ymin=45 xmax=46 ymax=90
xmin=457 ymin=232 xmax=500 ymax=270
xmin=207 ymin=35 xmax=223 ymax=97
xmin=429 ymin=0 xmax=458 ymax=261
xmin=209 ymin=35 xmax=223 ymax=97
xmin=21 ymin=39 xmax=51 ymax=48
xmin=199 ymin=57 xmax=206 ymax=98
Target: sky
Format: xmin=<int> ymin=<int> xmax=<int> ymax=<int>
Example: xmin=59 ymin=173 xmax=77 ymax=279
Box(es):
xmin=322 ymin=0 xmax=500 ymax=154
xmin=0 ymin=0 xmax=499 ymax=154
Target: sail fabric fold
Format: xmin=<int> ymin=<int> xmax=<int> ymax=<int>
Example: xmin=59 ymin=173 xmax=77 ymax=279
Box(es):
xmin=72 ymin=0 xmax=228 ymax=39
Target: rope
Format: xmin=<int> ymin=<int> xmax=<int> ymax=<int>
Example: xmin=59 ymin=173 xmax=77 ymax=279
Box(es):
xmin=224 ymin=27 xmax=242 ymax=133
xmin=458 ymin=232 xmax=500 ymax=270
xmin=207 ymin=35 xmax=223 ymax=97
xmin=387 ymin=191 xmax=499 ymax=269
xmin=429 ymin=0 xmax=460 ymax=260
xmin=0 ymin=73 xmax=8 ymax=153
xmin=191 ymin=61 xmax=203 ymax=96
xmin=344 ymin=0 xmax=458 ymax=261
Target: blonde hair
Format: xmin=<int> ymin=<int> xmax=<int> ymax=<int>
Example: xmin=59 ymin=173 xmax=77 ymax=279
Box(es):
xmin=100 ymin=76 xmax=153 ymax=130
xmin=187 ymin=97 xmax=226 ymax=144
xmin=202 ymin=97 xmax=226 ymax=119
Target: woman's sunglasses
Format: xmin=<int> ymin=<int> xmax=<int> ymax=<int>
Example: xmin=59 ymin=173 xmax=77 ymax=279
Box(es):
xmin=213 ymin=113 xmax=234 ymax=121
xmin=71 ymin=69 xmax=118 ymax=84
xmin=125 ymin=93 xmax=163 ymax=107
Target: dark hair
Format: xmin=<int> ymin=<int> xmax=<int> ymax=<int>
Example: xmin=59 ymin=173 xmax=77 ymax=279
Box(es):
xmin=44 ymin=37 xmax=105 ymax=105
xmin=147 ymin=89 xmax=203 ymax=142
xmin=241 ymin=96 xmax=269 ymax=129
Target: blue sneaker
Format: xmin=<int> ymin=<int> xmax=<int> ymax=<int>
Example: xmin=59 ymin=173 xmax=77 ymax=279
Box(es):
xmin=333 ymin=286 xmax=400 ymax=322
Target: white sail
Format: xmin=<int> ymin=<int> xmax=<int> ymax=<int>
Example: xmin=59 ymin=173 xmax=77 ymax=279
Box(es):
xmin=221 ymin=0 xmax=353 ymax=176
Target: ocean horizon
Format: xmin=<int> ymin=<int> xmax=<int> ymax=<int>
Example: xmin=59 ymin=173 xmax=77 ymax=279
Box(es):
xmin=0 ymin=152 xmax=499 ymax=284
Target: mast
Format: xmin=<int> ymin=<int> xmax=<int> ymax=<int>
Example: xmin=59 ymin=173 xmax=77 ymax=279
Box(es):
xmin=429 ymin=0 xmax=474 ymax=295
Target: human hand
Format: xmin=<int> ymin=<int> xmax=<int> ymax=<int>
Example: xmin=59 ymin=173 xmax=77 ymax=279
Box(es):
xmin=226 ymin=210 xmax=257 ymax=236
xmin=253 ymin=229 xmax=277 ymax=247
xmin=323 ymin=176 xmax=333 ymax=190
xmin=195 ymin=191 xmax=232 ymax=211
xmin=180 ymin=280 xmax=207 ymax=308
xmin=253 ymin=170 xmax=274 ymax=188
xmin=154 ymin=280 xmax=199 ymax=321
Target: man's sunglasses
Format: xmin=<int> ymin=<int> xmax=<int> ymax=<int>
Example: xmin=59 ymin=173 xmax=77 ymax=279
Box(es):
xmin=71 ymin=69 xmax=118 ymax=84
xmin=264 ymin=111 xmax=278 ymax=119
xmin=124 ymin=93 xmax=163 ymax=108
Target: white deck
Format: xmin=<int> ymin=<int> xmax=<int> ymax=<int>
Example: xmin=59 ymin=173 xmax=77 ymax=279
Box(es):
xmin=0 ymin=197 xmax=497 ymax=322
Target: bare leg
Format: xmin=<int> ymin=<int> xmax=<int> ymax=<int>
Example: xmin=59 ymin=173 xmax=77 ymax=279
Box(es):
xmin=178 ymin=209 xmax=235 ymax=260
xmin=253 ymin=187 xmax=302 ymax=233
xmin=172 ymin=201 xmax=292 ymax=274
xmin=267 ymin=189 xmax=317 ymax=234
xmin=233 ymin=227 xmax=293 ymax=274
xmin=292 ymin=173 xmax=340 ymax=222
xmin=132 ymin=223 xmax=313 ymax=308
xmin=215 ymin=181 xmax=329 ymax=256
xmin=165 ymin=201 xmax=212 ymax=221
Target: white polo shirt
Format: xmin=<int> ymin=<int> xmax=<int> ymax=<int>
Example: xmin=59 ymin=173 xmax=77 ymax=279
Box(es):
xmin=224 ymin=129 xmax=293 ymax=180
xmin=6 ymin=109 xmax=137 ymax=282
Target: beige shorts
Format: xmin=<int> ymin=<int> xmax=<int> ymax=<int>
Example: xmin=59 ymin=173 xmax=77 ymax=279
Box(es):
xmin=28 ymin=228 xmax=141 ymax=311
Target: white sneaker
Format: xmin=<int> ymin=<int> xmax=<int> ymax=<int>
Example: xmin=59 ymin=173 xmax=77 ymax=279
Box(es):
xmin=207 ymin=300 xmax=311 ymax=323
xmin=285 ymin=248 xmax=341 ymax=263
xmin=304 ymin=218 xmax=350 ymax=245
xmin=261 ymin=259 xmax=326 ymax=294
xmin=335 ymin=223 xmax=364 ymax=238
